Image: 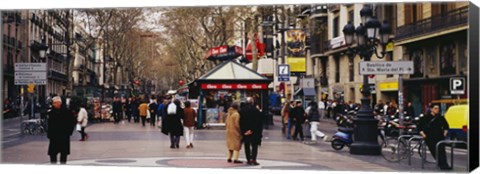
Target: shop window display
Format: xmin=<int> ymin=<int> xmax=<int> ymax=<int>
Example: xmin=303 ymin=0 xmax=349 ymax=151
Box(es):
xmin=440 ymin=42 xmax=457 ymax=75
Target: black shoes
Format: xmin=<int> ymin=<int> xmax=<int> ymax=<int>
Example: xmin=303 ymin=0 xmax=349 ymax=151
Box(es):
xmin=227 ymin=159 xmax=232 ymax=163
xmin=233 ymin=160 xmax=243 ymax=164
xmin=247 ymin=160 xmax=259 ymax=165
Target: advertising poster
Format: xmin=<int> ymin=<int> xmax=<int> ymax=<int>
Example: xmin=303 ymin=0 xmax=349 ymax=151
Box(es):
xmin=286 ymin=29 xmax=306 ymax=72
xmin=206 ymin=108 xmax=219 ymax=124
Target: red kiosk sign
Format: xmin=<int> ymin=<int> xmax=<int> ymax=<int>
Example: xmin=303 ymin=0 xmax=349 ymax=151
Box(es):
xmin=201 ymin=83 xmax=268 ymax=90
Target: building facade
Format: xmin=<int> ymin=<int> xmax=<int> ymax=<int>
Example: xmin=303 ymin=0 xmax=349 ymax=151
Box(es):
xmin=2 ymin=11 xmax=27 ymax=102
xmin=394 ymin=2 xmax=469 ymax=116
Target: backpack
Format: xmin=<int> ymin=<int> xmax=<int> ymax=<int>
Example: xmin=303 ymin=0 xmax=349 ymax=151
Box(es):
xmin=167 ymin=102 xmax=177 ymax=115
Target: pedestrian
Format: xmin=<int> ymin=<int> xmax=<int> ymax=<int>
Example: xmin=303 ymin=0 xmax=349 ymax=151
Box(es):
xmin=285 ymin=101 xmax=295 ymax=139
xmin=418 ymin=104 xmax=451 ymax=170
xmin=384 ymin=102 xmax=390 ymax=116
xmin=131 ymin=98 xmax=140 ymax=123
xmin=290 ymin=100 xmax=306 ymax=141
xmin=47 ymin=96 xmax=76 ymax=164
xmin=281 ymin=100 xmax=292 ymax=136
xmin=3 ymin=98 xmax=15 ymax=119
xmin=326 ymin=99 xmax=332 ymax=119
xmin=165 ymin=99 xmax=184 ymax=149
xmin=226 ymin=102 xmax=243 ymax=163
xmin=331 ymin=101 xmax=338 ymax=121
xmin=405 ymin=101 xmax=415 ymax=117
xmin=125 ymin=98 xmax=132 ymax=122
xmin=239 ymin=97 xmax=263 ymax=165
xmin=183 ymin=101 xmax=197 ymax=148
xmin=112 ymin=97 xmax=123 ymax=124
xmin=149 ymin=97 xmax=159 ymax=127
xmin=77 ymin=103 xmax=89 ymax=141
xmin=138 ymin=99 xmax=149 ymax=127
xmin=318 ymin=100 xmax=326 ymax=120
xmin=158 ymin=99 xmax=168 ymax=129
xmin=307 ymin=102 xmax=325 ymax=143
xmin=387 ymin=102 xmax=397 ymax=116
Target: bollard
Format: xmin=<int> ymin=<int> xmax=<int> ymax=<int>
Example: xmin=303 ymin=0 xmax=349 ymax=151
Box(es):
xmin=435 ymin=140 xmax=467 ymax=170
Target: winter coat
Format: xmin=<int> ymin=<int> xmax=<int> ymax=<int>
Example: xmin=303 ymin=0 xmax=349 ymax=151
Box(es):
xmin=164 ymin=105 xmax=184 ymax=136
xmin=239 ymin=104 xmax=263 ymax=143
xmin=138 ymin=103 xmax=149 ymax=117
xmin=289 ymin=107 xmax=306 ymax=124
xmin=418 ymin=112 xmax=449 ymax=142
xmin=183 ymin=107 xmax=197 ymax=127
xmin=149 ymin=102 xmax=159 ymax=117
xmin=226 ymin=108 xmax=242 ymax=151
xmin=77 ymin=107 xmax=88 ymax=127
xmin=47 ymin=107 xmax=76 ymax=155
xmin=307 ymin=107 xmax=320 ymax=122
xmin=281 ymin=104 xmax=291 ymax=124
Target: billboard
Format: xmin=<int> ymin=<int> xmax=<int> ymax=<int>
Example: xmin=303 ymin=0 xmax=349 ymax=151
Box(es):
xmin=286 ymin=29 xmax=306 ymax=72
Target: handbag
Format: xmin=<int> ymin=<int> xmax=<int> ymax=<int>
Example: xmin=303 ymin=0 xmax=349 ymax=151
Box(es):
xmin=167 ymin=102 xmax=177 ymax=115
xmin=146 ymin=110 xmax=151 ymax=119
xmin=76 ymin=123 xmax=82 ymax=131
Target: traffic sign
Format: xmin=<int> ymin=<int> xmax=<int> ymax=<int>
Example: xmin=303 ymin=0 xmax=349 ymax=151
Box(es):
xmin=278 ymin=64 xmax=290 ymax=82
xmin=450 ymin=77 xmax=465 ymax=95
xmin=14 ymin=63 xmax=47 ymax=85
xmin=15 ymin=63 xmax=47 ymax=71
xmin=359 ymin=61 xmax=414 ymax=75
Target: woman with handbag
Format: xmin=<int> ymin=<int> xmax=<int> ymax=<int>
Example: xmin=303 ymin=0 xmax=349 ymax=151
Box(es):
xmin=77 ymin=103 xmax=89 ymax=141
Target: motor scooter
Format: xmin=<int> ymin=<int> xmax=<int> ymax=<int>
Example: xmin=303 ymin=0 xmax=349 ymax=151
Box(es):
xmin=331 ymin=110 xmax=355 ymax=151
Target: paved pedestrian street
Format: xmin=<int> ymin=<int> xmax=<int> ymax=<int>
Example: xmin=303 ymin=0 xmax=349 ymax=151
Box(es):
xmin=1 ymin=116 xmax=468 ymax=172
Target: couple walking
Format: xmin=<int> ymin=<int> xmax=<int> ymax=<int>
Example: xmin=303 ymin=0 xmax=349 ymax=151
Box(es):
xmin=225 ymin=97 xmax=262 ymax=165
xmin=161 ymin=99 xmax=196 ymax=149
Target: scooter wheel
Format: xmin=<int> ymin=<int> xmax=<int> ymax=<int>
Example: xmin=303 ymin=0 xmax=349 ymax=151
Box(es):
xmin=331 ymin=139 xmax=345 ymax=150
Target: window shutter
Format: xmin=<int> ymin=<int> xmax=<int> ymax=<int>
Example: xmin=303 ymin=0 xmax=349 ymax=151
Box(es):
xmin=404 ymin=4 xmax=412 ymax=25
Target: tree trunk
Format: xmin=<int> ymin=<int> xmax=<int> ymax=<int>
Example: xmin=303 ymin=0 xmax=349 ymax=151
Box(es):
xmin=250 ymin=18 xmax=258 ymax=71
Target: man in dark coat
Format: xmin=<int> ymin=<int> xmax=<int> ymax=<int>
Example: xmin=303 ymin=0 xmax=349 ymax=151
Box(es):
xmin=418 ymin=104 xmax=450 ymax=170
xmin=289 ymin=101 xmax=306 ymax=141
xmin=112 ymin=97 xmax=123 ymax=124
xmin=47 ymin=96 xmax=76 ymax=164
xmin=165 ymin=99 xmax=184 ymax=149
xmin=148 ymin=97 xmax=159 ymax=127
xmin=239 ymin=97 xmax=263 ymax=166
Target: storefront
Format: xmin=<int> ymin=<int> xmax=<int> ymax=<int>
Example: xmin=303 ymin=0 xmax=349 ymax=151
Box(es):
xmin=191 ymin=60 xmax=271 ymax=128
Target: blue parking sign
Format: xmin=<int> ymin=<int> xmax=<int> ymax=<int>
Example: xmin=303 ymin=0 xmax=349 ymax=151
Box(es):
xmin=278 ymin=64 xmax=290 ymax=82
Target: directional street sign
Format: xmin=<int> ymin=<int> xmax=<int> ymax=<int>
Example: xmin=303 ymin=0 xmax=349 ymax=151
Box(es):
xmin=15 ymin=63 xmax=47 ymax=85
xmin=278 ymin=64 xmax=290 ymax=82
xmin=15 ymin=63 xmax=47 ymax=71
xmin=359 ymin=61 xmax=414 ymax=75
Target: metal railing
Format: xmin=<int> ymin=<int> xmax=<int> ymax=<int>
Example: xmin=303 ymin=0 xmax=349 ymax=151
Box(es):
xmin=396 ymin=6 xmax=468 ymax=41
xmin=436 ymin=140 xmax=468 ymax=170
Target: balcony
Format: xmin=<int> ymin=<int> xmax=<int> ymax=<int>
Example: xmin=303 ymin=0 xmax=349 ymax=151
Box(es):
xmin=395 ymin=6 xmax=468 ymax=41
xmin=49 ymin=70 xmax=68 ymax=82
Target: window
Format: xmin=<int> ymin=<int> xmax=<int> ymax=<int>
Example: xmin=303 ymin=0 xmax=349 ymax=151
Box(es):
xmin=440 ymin=42 xmax=456 ymax=75
xmin=458 ymin=42 xmax=467 ymax=74
xmin=405 ymin=3 xmax=423 ymax=25
xmin=349 ymin=56 xmax=354 ymax=82
xmin=426 ymin=46 xmax=438 ymax=75
xmin=348 ymin=9 xmax=354 ymax=24
xmin=335 ymin=56 xmax=340 ymax=83
xmin=410 ymin=49 xmax=424 ymax=78
xmin=333 ymin=17 xmax=339 ymax=37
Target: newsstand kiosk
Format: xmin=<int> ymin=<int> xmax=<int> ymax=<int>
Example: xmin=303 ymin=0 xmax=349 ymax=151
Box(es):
xmin=191 ymin=60 xmax=272 ymax=128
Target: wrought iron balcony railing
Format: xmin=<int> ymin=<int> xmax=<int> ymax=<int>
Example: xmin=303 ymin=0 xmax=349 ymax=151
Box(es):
xmin=396 ymin=6 xmax=468 ymax=41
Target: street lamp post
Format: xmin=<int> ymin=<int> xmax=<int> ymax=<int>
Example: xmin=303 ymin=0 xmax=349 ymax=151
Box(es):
xmin=342 ymin=5 xmax=391 ymax=155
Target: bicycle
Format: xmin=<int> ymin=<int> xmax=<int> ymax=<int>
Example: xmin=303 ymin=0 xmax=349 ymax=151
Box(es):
xmin=21 ymin=118 xmax=47 ymax=135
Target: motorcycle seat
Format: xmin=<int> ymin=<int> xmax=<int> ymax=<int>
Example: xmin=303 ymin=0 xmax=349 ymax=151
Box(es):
xmin=338 ymin=127 xmax=354 ymax=133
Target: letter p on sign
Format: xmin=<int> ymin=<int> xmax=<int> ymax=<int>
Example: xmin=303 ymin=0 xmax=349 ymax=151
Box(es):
xmin=450 ymin=77 xmax=465 ymax=95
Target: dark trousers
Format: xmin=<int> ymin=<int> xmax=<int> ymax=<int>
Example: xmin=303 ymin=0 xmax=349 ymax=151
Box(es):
xmin=244 ymin=140 xmax=259 ymax=161
xmin=113 ymin=112 xmax=121 ymax=123
xmin=140 ymin=116 xmax=146 ymax=126
xmin=78 ymin=127 xmax=87 ymax=140
xmin=170 ymin=135 xmax=180 ymax=147
xmin=50 ymin=153 xmax=68 ymax=164
xmin=293 ymin=122 xmax=304 ymax=140
xmin=426 ymin=138 xmax=449 ymax=168
xmin=150 ymin=114 xmax=156 ymax=126
xmin=126 ymin=111 xmax=131 ymax=122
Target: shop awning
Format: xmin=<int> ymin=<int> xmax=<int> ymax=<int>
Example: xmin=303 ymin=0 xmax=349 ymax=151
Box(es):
xmin=295 ymin=88 xmax=316 ymax=97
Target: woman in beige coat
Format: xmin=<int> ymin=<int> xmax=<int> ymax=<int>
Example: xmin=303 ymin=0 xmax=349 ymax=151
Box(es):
xmin=226 ymin=102 xmax=243 ymax=163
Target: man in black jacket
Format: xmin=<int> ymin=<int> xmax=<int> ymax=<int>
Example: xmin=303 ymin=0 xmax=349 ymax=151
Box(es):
xmin=47 ymin=96 xmax=76 ymax=164
xmin=289 ymin=101 xmax=306 ymax=141
xmin=112 ymin=97 xmax=123 ymax=124
xmin=418 ymin=104 xmax=450 ymax=170
xmin=240 ymin=97 xmax=263 ymax=165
